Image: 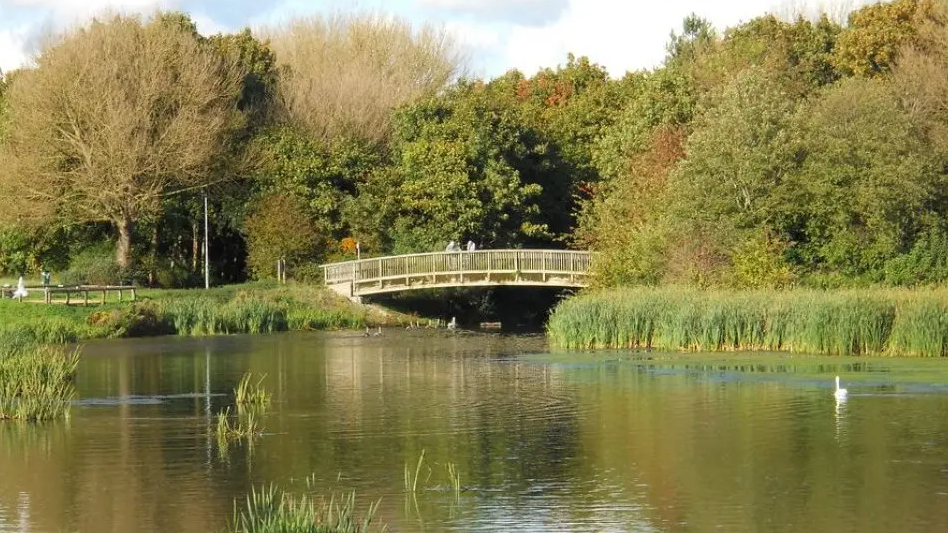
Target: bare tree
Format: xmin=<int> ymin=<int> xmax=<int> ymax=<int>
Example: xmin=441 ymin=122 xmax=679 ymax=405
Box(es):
xmin=0 ymin=13 xmax=242 ymax=269
xmin=263 ymin=12 xmax=467 ymax=143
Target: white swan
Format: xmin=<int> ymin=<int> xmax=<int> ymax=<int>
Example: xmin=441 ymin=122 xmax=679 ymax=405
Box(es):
xmin=834 ymin=375 xmax=848 ymax=399
xmin=12 ymin=276 xmax=28 ymax=299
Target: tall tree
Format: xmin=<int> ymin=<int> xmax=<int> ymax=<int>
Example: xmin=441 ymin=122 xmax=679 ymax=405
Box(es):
xmin=833 ymin=0 xmax=936 ymax=77
xmin=0 ymin=13 xmax=242 ymax=269
xmin=265 ymin=12 xmax=466 ymax=144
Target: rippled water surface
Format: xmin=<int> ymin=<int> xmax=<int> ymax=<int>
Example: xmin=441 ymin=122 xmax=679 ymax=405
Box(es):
xmin=2 ymin=331 xmax=948 ymax=532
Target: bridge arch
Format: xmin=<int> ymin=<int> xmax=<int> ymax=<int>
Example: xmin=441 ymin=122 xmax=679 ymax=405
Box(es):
xmin=321 ymin=249 xmax=591 ymax=300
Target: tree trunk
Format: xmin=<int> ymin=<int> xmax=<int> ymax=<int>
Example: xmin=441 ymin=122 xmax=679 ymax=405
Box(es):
xmin=116 ymin=216 xmax=134 ymax=271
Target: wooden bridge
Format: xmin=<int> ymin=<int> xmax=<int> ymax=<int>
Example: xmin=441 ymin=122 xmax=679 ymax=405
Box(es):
xmin=321 ymin=249 xmax=592 ymax=300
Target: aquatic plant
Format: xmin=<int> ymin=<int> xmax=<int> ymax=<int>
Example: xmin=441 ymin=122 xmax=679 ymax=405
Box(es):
xmin=403 ymin=449 xmax=429 ymax=495
xmin=547 ymin=287 xmax=948 ymax=356
xmin=228 ymin=486 xmax=385 ymax=533
xmin=216 ymin=406 xmax=263 ymax=447
xmin=235 ymin=372 xmax=272 ymax=411
xmin=0 ymin=342 xmax=80 ymax=421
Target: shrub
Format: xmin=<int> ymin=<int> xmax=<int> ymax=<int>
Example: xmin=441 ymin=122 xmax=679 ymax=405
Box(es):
xmin=60 ymin=244 xmax=121 ymax=285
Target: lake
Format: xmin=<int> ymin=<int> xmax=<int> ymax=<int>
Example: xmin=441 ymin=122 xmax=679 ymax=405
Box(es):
xmin=2 ymin=330 xmax=948 ymax=532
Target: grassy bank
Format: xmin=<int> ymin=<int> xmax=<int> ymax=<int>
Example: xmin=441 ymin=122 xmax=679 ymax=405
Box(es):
xmin=0 ymin=282 xmax=414 ymax=343
xmin=547 ymin=287 xmax=948 ymax=357
xmin=0 ymin=335 xmax=79 ymax=420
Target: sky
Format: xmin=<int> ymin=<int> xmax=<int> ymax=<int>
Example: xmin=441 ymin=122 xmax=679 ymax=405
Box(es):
xmin=0 ymin=0 xmax=869 ymax=78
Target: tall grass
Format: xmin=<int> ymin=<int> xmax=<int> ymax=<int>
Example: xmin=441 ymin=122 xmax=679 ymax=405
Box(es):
xmin=155 ymin=290 xmax=371 ymax=336
xmin=547 ymin=287 xmax=948 ymax=356
xmin=229 ymin=485 xmax=385 ymax=533
xmin=0 ymin=340 xmax=80 ymax=421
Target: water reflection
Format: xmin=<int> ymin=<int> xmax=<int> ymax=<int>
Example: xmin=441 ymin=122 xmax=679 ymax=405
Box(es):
xmin=835 ymin=394 xmax=848 ymax=442
xmin=2 ymin=332 xmax=948 ymax=532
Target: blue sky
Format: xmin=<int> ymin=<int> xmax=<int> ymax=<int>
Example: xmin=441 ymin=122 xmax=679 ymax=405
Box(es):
xmin=0 ymin=0 xmax=869 ymax=78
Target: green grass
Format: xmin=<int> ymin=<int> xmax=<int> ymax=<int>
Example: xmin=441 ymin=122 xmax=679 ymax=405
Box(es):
xmin=547 ymin=287 xmax=948 ymax=357
xmin=0 ymin=338 xmax=80 ymax=421
xmin=0 ymin=281 xmax=415 ymax=344
xmin=228 ymin=486 xmax=385 ymax=533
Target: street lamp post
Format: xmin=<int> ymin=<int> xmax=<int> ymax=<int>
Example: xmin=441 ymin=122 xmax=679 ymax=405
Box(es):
xmin=204 ymin=190 xmax=210 ymax=290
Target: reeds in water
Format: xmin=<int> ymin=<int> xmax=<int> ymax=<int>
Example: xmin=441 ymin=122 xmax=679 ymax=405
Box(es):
xmin=156 ymin=297 xmax=367 ymax=336
xmin=0 ymin=342 xmax=80 ymax=421
xmin=547 ymin=287 xmax=948 ymax=356
xmin=236 ymin=372 xmax=272 ymax=410
xmin=229 ymin=486 xmax=385 ymax=533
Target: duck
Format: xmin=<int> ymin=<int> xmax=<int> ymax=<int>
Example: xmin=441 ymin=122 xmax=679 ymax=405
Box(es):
xmin=834 ymin=375 xmax=848 ymax=400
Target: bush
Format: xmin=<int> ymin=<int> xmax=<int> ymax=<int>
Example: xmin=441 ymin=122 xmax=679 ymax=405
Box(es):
xmin=60 ymin=244 xmax=122 ymax=285
xmin=87 ymin=302 xmax=173 ymax=337
xmin=153 ymin=264 xmax=200 ymax=288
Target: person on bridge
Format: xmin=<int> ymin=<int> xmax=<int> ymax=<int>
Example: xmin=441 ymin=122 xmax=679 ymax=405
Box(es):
xmin=466 ymin=240 xmax=476 ymax=251
xmin=446 ymin=240 xmax=461 ymax=252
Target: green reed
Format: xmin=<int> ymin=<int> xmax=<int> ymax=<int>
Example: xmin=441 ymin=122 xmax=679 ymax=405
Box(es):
xmin=0 ymin=341 xmax=80 ymax=421
xmin=404 ymin=449 xmax=428 ymax=495
xmin=235 ymin=372 xmax=272 ymax=410
xmin=228 ymin=486 xmax=385 ymax=533
xmin=548 ymin=287 xmax=948 ymax=356
xmin=155 ymin=297 xmax=367 ymax=337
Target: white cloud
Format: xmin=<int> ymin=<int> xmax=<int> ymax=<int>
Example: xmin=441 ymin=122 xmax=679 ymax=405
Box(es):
xmin=417 ymin=0 xmax=554 ymax=9
xmin=444 ymin=19 xmax=501 ymax=49
xmin=0 ymin=26 xmax=30 ymax=73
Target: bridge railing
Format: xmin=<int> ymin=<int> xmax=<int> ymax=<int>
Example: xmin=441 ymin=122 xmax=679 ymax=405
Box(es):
xmin=321 ymin=249 xmax=591 ymax=285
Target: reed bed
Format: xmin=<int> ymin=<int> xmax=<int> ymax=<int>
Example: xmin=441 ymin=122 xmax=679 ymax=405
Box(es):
xmin=0 ymin=340 xmax=80 ymax=421
xmin=547 ymin=287 xmax=948 ymax=356
xmin=229 ymin=486 xmax=384 ymax=533
xmin=155 ymin=294 xmax=368 ymax=337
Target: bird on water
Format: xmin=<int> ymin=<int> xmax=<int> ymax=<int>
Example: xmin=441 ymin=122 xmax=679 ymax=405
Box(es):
xmin=834 ymin=375 xmax=848 ymax=399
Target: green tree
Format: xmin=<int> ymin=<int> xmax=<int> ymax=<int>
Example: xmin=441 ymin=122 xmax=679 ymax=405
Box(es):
xmin=251 ymin=126 xmax=380 ymax=246
xmin=349 ymin=84 xmax=548 ymax=253
xmin=791 ymin=77 xmax=933 ymax=277
xmin=670 ymin=68 xmax=799 ymax=238
xmin=243 ymin=193 xmax=321 ymax=279
xmin=704 ymin=14 xmax=840 ymax=95
xmin=833 ymin=0 xmax=935 ymax=77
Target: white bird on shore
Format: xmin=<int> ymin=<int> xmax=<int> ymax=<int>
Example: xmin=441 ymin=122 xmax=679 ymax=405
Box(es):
xmin=447 ymin=317 xmax=457 ymax=330
xmin=834 ymin=375 xmax=848 ymax=400
xmin=373 ymin=326 xmax=382 ymax=337
xmin=12 ymin=276 xmax=27 ymax=299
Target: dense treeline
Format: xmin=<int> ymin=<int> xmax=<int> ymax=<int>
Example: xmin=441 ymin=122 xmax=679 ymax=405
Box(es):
xmin=2 ymin=1 xmax=948 ymax=289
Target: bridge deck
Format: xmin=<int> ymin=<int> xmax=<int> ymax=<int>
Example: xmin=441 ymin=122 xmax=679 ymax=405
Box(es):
xmin=321 ymin=249 xmax=591 ymax=298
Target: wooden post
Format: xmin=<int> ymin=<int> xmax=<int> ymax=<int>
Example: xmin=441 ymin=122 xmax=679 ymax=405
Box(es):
xmin=83 ymin=291 xmax=89 ymax=306
xmin=65 ymin=291 xmax=70 ymax=305
xmin=131 ymin=288 xmax=137 ymax=301
xmin=102 ymin=290 xmax=106 ymax=305
xmin=542 ymin=251 xmax=547 ymax=282
xmin=515 ymin=252 xmax=520 ymax=282
xmin=119 ymin=289 xmax=123 ymax=302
